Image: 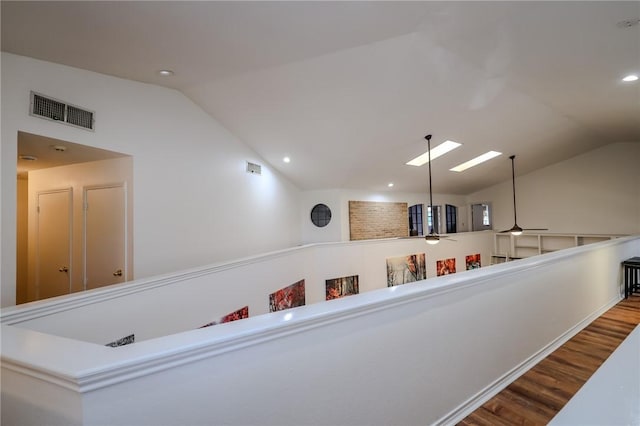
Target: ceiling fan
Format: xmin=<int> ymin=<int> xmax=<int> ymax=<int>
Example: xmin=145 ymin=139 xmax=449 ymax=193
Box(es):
xmin=499 ymin=155 xmax=548 ymax=235
xmin=423 ymin=134 xmax=454 ymax=245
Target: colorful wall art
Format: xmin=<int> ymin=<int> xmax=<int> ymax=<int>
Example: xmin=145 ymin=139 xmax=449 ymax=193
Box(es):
xmin=436 ymin=258 xmax=457 ymax=276
xmin=269 ymin=279 xmax=306 ymax=312
xmin=466 ymin=254 xmax=481 ymax=270
xmin=386 ymin=253 xmax=426 ymax=287
xmin=326 ymin=275 xmax=360 ymax=300
xmin=199 ymin=306 xmax=250 ymax=328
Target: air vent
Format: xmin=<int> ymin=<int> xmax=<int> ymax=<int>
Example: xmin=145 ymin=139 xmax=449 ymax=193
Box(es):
xmin=246 ymin=161 xmax=262 ymax=175
xmin=30 ymin=91 xmax=95 ymax=131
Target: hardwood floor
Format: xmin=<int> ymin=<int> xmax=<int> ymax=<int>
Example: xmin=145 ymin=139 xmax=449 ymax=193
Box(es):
xmin=459 ymin=294 xmax=640 ymax=425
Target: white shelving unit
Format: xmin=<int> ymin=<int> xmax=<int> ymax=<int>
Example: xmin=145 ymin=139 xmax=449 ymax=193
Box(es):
xmin=491 ymin=233 xmax=621 ymax=264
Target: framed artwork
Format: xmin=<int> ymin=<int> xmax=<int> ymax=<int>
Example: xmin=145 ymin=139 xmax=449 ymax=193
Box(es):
xmin=269 ymin=279 xmax=306 ymax=312
xmin=466 ymin=254 xmax=481 ymax=270
xmin=199 ymin=306 xmax=249 ymax=328
xmin=436 ymin=258 xmax=456 ymax=276
xmin=386 ymin=253 xmax=426 ymax=287
xmin=326 ymin=275 xmax=359 ymax=300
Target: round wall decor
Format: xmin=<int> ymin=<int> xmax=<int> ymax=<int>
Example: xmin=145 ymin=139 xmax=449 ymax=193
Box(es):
xmin=310 ymin=203 xmax=332 ymax=227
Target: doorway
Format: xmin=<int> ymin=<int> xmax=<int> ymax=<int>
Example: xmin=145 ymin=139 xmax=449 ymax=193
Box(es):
xmin=84 ymin=184 xmax=127 ymax=290
xmin=35 ymin=188 xmax=73 ymax=300
xmin=445 ymin=204 xmax=458 ymax=234
xmin=17 ymin=131 xmax=133 ymax=303
xmin=471 ymin=203 xmax=493 ymax=231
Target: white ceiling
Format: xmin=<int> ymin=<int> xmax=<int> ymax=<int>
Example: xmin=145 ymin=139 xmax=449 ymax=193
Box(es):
xmin=2 ymin=1 xmax=639 ymax=194
xmin=16 ymin=131 xmax=129 ymax=178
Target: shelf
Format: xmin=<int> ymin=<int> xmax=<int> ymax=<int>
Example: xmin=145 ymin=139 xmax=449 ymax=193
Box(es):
xmin=494 ymin=232 xmax=622 ymax=261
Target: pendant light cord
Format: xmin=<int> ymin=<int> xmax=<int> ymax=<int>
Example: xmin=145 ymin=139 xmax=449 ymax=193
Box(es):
xmin=426 ymin=135 xmax=434 ymax=233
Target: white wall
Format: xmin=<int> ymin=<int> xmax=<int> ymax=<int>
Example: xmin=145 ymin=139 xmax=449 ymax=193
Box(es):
xmin=16 ymin=178 xmax=28 ymax=304
xmin=1 ymin=53 xmax=302 ymax=307
xmin=467 ymin=142 xmax=640 ymax=235
xmin=300 ymin=189 xmax=343 ymax=243
xmin=300 ymin=188 xmax=469 ymax=243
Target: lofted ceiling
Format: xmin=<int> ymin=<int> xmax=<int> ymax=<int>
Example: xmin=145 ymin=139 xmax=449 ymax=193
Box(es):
xmin=2 ymin=1 xmax=639 ymax=194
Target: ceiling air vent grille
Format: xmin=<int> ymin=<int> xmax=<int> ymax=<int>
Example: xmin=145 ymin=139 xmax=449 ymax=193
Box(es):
xmin=29 ymin=91 xmax=95 ymax=131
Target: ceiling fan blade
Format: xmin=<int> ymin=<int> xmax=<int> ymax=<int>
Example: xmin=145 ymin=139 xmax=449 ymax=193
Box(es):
xmin=497 ymin=227 xmax=548 ymax=233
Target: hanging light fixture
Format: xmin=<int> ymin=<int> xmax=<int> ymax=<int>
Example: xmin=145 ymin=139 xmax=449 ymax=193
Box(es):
xmin=425 ymin=135 xmax=443 ymax=244
xmin=499 ymin=155 xmax=548 ymax=235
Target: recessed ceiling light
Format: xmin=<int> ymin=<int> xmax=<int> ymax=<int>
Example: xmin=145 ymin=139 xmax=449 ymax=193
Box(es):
xmin=283 ymin=156 xmax=291 ymax=163
xmin=450 ymin=151 xmax=502 ymax=172
xmin=388 ymin=183 xmax=394 ymax=187
xmin=622 ymin=74 xmax=638 ymax=82
xmin=157 ymin=70 xmax=174 ymax=76
xmin=19 ymin=155 xmax=37 ymax=161
xmin=51 ymin=145 xmax=67 ymax=152
xmin=406 ymin=140 xmax=462 ymax=166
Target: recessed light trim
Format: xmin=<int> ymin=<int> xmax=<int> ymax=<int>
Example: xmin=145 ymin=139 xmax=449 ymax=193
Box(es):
xmin=157 ymin=70 xmax=174 ymax=76
xmin=19 ymin=155 xmax=38 ymax=161
xmin=406 ymin=140 xmax=462 ymax=166
xmin=622 ymin=74 xmax=638 ymax=82
xmin=450 ymin=151 xmax=502 ymax=172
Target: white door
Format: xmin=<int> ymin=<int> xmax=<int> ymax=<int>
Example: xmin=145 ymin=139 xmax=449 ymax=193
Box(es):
xmin=84 ymin=184 xmax=127 ymax=290
xmin=36 ymin=189 xmax=72 ymax=300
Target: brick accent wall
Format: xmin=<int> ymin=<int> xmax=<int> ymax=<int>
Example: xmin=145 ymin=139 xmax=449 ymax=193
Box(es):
xmin=349 ymin=201 xmax=409 ymax=240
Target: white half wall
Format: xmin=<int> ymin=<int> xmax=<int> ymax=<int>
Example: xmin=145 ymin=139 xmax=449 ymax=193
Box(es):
xmin=467 ymin=142 xmax=640 ymax=235
xmin=2 ymin=236 xmax=638 ymax=426
xmin=1 ymin=231 xmax=495 ymax=344
xmin=1 ymin=53 xmax=301 ymax=307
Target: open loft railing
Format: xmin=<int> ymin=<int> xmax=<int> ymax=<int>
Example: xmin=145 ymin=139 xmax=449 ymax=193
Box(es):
xmin=2 ymin=233 xmax=638 ymax=426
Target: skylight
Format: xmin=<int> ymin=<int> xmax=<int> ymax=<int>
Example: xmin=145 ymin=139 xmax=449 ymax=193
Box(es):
xmin=406 ymin=140 xmax=461 ymax=166
xmin=450 ymin=151 xmax=502 ymax=172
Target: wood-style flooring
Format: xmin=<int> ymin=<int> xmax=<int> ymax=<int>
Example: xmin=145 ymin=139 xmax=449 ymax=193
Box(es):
xmin=459 ymin=294 xmax=640 ymax=425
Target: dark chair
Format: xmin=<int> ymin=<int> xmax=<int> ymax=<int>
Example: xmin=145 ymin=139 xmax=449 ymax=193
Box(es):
xmin=622 ymin=257 xmax=640 ymax=298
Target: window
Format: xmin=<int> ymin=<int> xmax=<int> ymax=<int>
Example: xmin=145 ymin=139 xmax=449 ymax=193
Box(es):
xmin=446 ymin=204 xmax=457 ymax=234
xmin=408 ymin=204 xmax=423 ymax=236
xmin=310 ymin=204 xmax=331 ymax=227
xmin=427 ymin=205 xmax=441 ymax=234
xmin=482 ymin=204 xmax=490 ymax=226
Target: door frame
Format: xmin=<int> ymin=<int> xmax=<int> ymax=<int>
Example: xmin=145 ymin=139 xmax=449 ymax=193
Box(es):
xmin=82 ymin=182 xmax=128 ymax=290
xmin=35 ymin=187 xmax=73 ymax=299
xmin=470 ymin=202 xmax=493 ymax=231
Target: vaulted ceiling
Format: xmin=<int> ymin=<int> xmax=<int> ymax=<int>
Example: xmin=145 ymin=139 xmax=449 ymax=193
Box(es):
xmin=2 ymin=1 xmax=639 ymax=194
